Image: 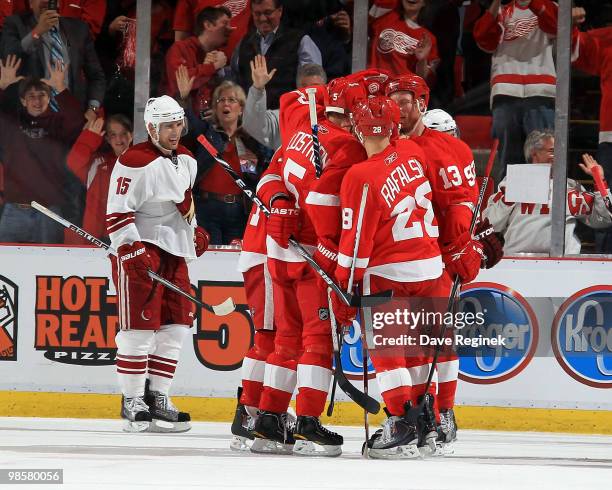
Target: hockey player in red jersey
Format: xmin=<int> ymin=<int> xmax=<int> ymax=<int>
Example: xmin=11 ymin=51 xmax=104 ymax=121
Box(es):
xmin=252 ymin=84 xmax=368 ymax=456
xmin=386 ymin=74 xmax=504 ymax=447
xmin=107 ymin=95 xmax=209 ymax=433
xmin=334 ymin=96 xmax=447 ymax=459
xmin=230 ymin=150 xmax=284 ymax=451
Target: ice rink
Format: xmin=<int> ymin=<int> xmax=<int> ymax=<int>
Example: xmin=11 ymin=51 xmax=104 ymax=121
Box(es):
xmin=1 ymin=417 xmax=611 ymax=490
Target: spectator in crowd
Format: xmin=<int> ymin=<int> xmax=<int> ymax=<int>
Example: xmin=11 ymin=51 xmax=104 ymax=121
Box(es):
xmin=59 ymin=0 xmax=106 ymax=39
xmin=473 ymin=0 xmax=583 ymax=171
xmin=231 ymin=0 xmax=322 ymax=110
xmin=460 ymin=0 xmax=493 ymax=96
xmin=483 ymin=129 xmax=612 ymax=255
xmin=242 ymin=56 xmax=326 ymax=150
xmin=368 ymin=0 xmax=439 ymax=83
xmin=173 ymin=0 xmax=251 ymax=59
xmin=0 ymin=55 xmax=84 ymax=243
xmin=1 ymin=0 xmax=106 ymax=119
xmin=165 ymin=6 xmax=233 ymax=117
xmin=573 ymin=26 xmax=612 ymax=252
xmin=65 ymin=114 xmax=133 ymax=245
xmin=176 ymin=66 xmax=270 ymax=244
xmin=0 ymin=0 xmax=27 ymax=34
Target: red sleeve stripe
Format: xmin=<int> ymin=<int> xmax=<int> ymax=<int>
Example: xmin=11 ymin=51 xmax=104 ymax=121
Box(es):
xmin=106 ymin=212 xmax=136 ymax=234
xmin=148 ymin=354 xmax=178 ymax=365
xmin=116 ymin=359 xmax=148 ymax=370
xmin=147 ymin=369 xmax=174 ymax=379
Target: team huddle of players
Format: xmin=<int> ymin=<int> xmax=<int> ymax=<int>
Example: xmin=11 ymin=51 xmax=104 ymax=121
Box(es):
xmin=232 ymin=70 xmax=504 ymax=459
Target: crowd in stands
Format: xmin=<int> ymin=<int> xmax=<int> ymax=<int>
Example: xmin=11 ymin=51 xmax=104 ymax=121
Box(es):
xmin=0 ymin=0 xmax=610 ymax=255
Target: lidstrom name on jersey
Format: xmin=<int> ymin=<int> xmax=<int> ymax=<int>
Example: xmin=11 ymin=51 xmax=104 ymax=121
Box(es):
xmin=286 ymin=131 xmax=329 ymax=167
xmin=381 ymin=158 xmax=425 ymax=208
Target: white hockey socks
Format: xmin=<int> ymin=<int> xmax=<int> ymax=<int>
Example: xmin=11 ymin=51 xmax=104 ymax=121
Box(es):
xmin=148 ymin=324 xmax=190 ymax=394
xmin=116 ymin=330 xmax=155 ymax=398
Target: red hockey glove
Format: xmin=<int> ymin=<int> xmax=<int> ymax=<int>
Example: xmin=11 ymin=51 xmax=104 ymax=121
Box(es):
xmin=194 ymin=226 xmax=210 ymax=257
xmin=267 ymin=196 xmax=300 ymax=248
xmin=117 ymin=241 xmax=152 ymax=280
xmin=313 ymin=239 xmax=338 ymax=290
xmin=473 ymin=218 xmax=504 ymax=269
xmin=441 ymin=231 xmax=485 ymax=284
xmin=331 ymin=289 xmax=357 ymax=327
xmin=176 ymin=188 xmax=195 ymax=224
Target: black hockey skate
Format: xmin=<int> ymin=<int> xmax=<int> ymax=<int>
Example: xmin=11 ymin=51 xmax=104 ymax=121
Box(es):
xmin=144 ymin=381 xmax=191 ymax=433
xmin=436 ymin=408 xmax=458 ymax=454
xmin=366 ymin=402 xmax=419 ymax=460
xmin=230 ymin=387 xmax=255 ymax=451
xmin=251 ymin=411 xmax=296 ymax=455
xmin=293 ymin=416 xmax=343 ymax=457
xmin=417 ymin=393 xmax=440 ymax=457
xmin=121 ymin=396 xmax=152 ymax=433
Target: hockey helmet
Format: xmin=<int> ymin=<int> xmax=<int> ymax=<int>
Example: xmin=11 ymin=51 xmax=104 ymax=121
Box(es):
xmin=325 ymin=77 xmax=367 ymax=115
xmin=144 ymin=95 xmax=187 ymax=144
xmin=385 ymin=74 xmax=430 ymax=114
xmin=423 ymin=109 xmax=457 ymax=136
xmin=351 ymin=96 xmax=400 ymax=142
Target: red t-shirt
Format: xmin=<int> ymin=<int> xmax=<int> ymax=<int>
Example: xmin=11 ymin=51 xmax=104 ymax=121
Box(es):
xmin=368 ymin=11 xmax=438 ymax=77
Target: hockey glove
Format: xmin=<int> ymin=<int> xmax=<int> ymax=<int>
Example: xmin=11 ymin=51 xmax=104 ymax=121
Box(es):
xmin=313 ymin=239 xmax=338 ymax=290
xmin=267 ymin=196 xmax=300 ymax=248
xmin=117 ymin=241 xmax=152 ymax=280
xmin=176 ymin=188 xmax=195 ymax=224
xmin=194 ymin=226 xmax=210 ymax=257
xmin=473 ymin=218 xmax=504 ymax=269
xmin=331 ymin=289 xmax=357 ymax=327
xmin=441 ymin=231 xmax=485 ymax=284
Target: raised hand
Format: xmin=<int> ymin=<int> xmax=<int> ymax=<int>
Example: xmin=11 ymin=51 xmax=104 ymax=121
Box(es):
xmin=87 ymin=117 xmax=105 ymax=136
xmin=175 ymin=64 xmax=195 ymax=100
xmin=41 ymin=60 xmax=67 ymax=93
xmin=34 ymin=8 xmax=60 ymax=36
xmin=414 ymin=34 xmax=432 ymax=61
xmin=0 ymin=55 xmax=24 ymax=90
xmin=250 ymin=54 xmax=277 ymax=90
xmin=579 ymin=153 xmax=604 ymax=178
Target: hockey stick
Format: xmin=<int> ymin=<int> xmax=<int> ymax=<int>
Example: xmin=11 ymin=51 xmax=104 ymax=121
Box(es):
xmin=326 ymin=184 xmax=380 ymax=415
xmin=408 ymin=138 xmax=499 ymax=420
xmin=30 ymin=201 xmax=236 ymax=316
xmin=197 ymin=135 xmax=392 ymax=308
xmin=305 ymin=87 xmax=324 ymax=178
xmin=327 ymin=183 xmax=370 ymax=416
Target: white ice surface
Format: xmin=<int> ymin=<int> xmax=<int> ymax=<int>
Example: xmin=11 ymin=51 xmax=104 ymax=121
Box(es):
xmin=1 ymin=418 xmax=611 ymax=490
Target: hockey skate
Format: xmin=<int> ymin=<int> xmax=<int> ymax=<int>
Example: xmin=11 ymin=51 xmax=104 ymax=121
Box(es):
xmin=145 ymin=387 xmax=191 ymax=433
xmin=230 ymin=387 xmax=255 ymax=451
xmin=292 ymin=416 xmax=343 ymax=457
xmin=417 ymin=393 xmax=441 ymax=457
xmin=365 ymin=403 xmax=420 ymax=460
xmin=251 ymin=410 xmax=297 ymax=455
xmin=121 ymin=396 xmax=152 ymax=433
xmin=436 ymin=408 xmax=458 ymax=455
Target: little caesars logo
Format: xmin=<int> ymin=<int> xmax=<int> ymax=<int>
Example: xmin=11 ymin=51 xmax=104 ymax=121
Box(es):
xmin=0 ymin=275 xmax=18 ymax=361
xmin=35 ymin=276 xmax=118 ymax=365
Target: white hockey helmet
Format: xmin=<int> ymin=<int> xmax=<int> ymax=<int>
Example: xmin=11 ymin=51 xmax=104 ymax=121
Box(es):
xmin=423 ymin=109 xmax=457 ymax=137
xmin=144 ymin=95 xmax=187 ymax=145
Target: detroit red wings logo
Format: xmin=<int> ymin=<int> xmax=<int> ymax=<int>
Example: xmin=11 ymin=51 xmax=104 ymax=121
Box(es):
xmin=503 ymin=15 xmax=539 ymax=41
xmin=222 ymin=0 xmax=247 ymax=17
xmin=377 ymin=28 xmax=419 ymax=55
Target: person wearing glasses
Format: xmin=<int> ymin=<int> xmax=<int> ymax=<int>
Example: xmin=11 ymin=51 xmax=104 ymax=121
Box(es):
xmin=231 ymin=0 xmax=322 ymax=110
xmin=176 ymin=68 xmax=271 ymax=245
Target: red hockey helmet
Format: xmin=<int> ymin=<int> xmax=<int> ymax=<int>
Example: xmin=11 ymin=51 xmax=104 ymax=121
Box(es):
xmin=325 ymin=77 xmax=367 ymax=115
xmin=385 ymin=74 xmax=430 ymax=113
xmin=351 ymin=96 xmax=400 ymax=140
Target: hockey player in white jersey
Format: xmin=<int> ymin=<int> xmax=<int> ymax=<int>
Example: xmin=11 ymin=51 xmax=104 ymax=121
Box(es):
xmin=107 ymin=95 xmax=209 ymax=432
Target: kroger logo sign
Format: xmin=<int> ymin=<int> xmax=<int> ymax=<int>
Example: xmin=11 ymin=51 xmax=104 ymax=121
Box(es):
xmin=551 ymin=286 xmax=612 ymax=389
xmin=457 ymin=283 xmax=538 ymax=384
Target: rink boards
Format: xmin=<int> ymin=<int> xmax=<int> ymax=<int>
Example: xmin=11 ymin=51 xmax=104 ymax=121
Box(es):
xmin=0 ymin=245 xmax=611 ymax=433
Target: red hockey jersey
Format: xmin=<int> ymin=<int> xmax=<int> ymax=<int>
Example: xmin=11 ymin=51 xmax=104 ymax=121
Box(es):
xmin=407 ymin=129 xmax=478 ymax=244
xmin=336 ymin=139 xmax=443 ymax=286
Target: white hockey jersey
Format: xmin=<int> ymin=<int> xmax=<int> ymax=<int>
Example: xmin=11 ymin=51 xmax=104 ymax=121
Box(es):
xmin=483 ymin=178 xmax=612 ymax=255
xmin=106 ymin=141 xmax=198 ymax=259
